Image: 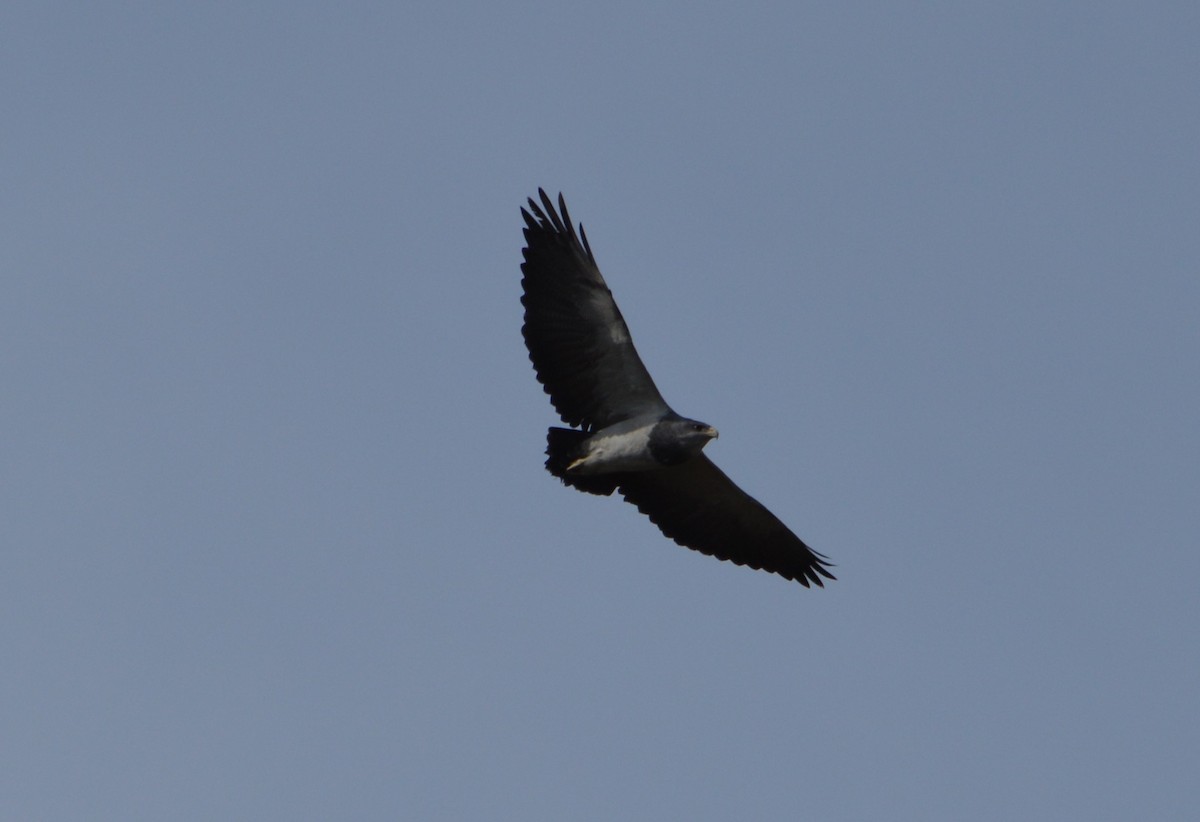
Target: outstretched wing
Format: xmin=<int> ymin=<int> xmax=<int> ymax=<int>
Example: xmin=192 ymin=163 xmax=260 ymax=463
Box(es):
xmin=616 ymin=455 xmax=835 ymax=587
xmin=521 ymin=189 xmax=670 ymax=431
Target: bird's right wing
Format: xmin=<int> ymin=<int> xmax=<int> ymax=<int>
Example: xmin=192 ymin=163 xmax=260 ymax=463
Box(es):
xmin=616 ymin=455 xmax=835 ymax=587
xmin=521 ymin=190 xmax=671 ymax=431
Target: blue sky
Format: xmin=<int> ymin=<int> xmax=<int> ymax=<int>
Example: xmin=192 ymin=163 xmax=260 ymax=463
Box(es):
xmin=3 ymin=3 xmax=1198 ymax=819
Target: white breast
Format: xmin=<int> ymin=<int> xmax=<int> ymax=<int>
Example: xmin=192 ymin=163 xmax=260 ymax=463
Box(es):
xmin=572 ymin=426 xmax=660 ymax=474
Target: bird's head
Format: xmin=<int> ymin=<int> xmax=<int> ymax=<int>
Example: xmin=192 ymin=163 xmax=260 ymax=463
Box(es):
xmin=649 ymin=416 xmax=719 ymax=466
xmin=682 ymin=419 xmax=720 ymax=446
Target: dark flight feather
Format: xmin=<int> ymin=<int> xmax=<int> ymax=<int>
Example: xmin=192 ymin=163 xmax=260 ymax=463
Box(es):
xmin=616 ymin=456 xmax=834 ymax=587
xmin=521 ymin=190 xmax=669 ymax=431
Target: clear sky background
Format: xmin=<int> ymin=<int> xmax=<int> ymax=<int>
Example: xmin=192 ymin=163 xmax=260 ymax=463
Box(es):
xmin=3 ymin=3 xmax=1198 ymax=820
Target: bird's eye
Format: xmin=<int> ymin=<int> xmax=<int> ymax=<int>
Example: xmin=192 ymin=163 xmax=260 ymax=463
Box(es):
xmin=692 ymin=424 xmax=705 ymax=431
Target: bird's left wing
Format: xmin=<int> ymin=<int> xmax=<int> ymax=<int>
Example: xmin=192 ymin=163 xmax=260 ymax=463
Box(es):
xmin=521 ymin=190 xmax=671 ymax=431
xmin=616 ymin=455 xmax=835 ymax=587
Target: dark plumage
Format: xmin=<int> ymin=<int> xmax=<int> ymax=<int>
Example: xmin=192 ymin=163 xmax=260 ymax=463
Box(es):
xmin=520 ymin=189 xmax=835 ymax=587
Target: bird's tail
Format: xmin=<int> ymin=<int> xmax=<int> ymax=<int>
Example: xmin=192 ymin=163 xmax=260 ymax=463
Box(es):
xmin=544 ymin=428 xmax=619 ymax=497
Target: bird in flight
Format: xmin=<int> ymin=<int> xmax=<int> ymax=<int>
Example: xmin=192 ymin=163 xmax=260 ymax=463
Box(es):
xmin=520 ymin=190 xmax=834 ymax=587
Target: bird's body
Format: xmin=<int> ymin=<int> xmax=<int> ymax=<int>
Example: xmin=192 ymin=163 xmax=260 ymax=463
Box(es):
xmin=520 ymin=190 xmax=834 ymax=587
xmin=557 ymin=414 xmax=718 ymax=475
xmin=560 ymin=420 xmax=661 ymax=474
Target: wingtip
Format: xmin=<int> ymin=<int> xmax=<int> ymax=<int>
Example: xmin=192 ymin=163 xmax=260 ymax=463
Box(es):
xmin=557 ymin=191 xmax=571 ymax=225
xmin=522 ymin=189 xmax=595 ymax=265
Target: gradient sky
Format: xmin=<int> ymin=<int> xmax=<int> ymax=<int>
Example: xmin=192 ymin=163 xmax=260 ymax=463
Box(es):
xmin=4 ymin=3 xmax=1198 ymax=820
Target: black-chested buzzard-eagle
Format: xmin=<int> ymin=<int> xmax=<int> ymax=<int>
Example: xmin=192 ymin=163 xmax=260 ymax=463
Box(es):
xmin=520 ymin=189 xmax=834 ymax=587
